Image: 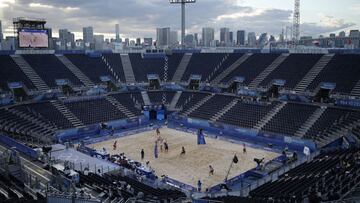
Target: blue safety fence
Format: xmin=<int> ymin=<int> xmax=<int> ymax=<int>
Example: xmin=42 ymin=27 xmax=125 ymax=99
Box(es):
xmin=0 ymin=133 xmax=38 ymax=159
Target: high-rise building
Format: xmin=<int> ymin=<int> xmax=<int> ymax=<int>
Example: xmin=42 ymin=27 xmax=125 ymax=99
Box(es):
xmin=349 ymin=30 xmax=360 ymax=38
xmin=170 ymin=31 xmax=178 ymax=46
xmin=0 ymin=20 xmax=3 ymax=43
xmin=220 ymin=27 xmax=230 ymax=46
xmin=339 ymin=31 xmax=346 ymax=37
xmin=59 ymin=29 xmax=75 ymax=49
xmin=125 ymin=38 xmax=130 ymax=46
xmin=202 ymin=27 xmax=214 ymax=47
xmin=329 ymin=33 xmax=336 ymax=38
xmin=184 ymin=34 xmax=194 ymax=47
xmin=156 ymin=27 xmax=170 ymax=47
xmin=194 ymin=33 xmax=198 ymax=46
xmin=237 ymin=30 xmax=245 ymax=46
xmin=258 ymin=33 xmax=268 ymax=47
xmin=136 ymin=38 xmax=141 ymax=46
xmin=94 ymin=35 xmax=104 ymax=50
xmin=83 ymin=26 xmax=94 ymax=44
xmin=247 ymin=32 xmax=257 ymax=47
xmin=229 ymin=32 xmax=233 ymax=45
xmin=115 ymin=24 xmax=120 ymax=42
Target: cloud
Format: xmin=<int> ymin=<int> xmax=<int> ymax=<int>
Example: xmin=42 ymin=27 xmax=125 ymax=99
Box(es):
xmin=0 ymin=0 xmax=356 ymax=40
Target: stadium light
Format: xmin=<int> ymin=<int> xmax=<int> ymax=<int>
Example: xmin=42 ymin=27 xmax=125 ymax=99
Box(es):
xmin=169 ymin=0 xmax=196 ymax=47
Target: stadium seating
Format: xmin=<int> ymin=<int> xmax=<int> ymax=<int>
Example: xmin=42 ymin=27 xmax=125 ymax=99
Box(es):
xmin=110 ymin=92 xmax=143 ymax=115
xmin=181 ymin=53 xmax=227 ymax=82
xmin=188 ymin=94 xmax=234 ymax=120
xmin=22 ymin=54 xmax=83 ymax=87
xmin=304 ymin=107 xmax=353 ymax=142
xmin=218 ymin=101 xmax=278 ymax=129
xmin=102 ymin=53 xmax=126 ymax=83
xmin=259 ymin=54 xmax=323 ymax=88
xmin=221 ymin=53 xmax=280 ymax=84
xmin=0 ymin=55 xmax=36 ymax=91
xmin=65 ymin=54 xmax=113 ymax=84
xmin=177 ymin=91 xmax=210 ymax=110
xmin=21 ymin=102 xmax=74 ymax=129
xmin=308 ymin=54 xmax=360 ymax=94
xmin=147 ymin=91 xmax=176 ymax=104
xmin=64 ymin=98 xmax=127 ymax=125
xmin=262 ymin=103 xmax=319 ymax=136
xmin=129 ymin=53 xmax=184 ymax=82
xmin=249 ymin=148 xmax=360 ymax=202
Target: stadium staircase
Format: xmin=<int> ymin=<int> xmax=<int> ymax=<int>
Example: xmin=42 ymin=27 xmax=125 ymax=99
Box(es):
xmin=254 ymin=102 xmax=287 ymax=130
xmin=181 ymin=94 xmax=215 ymax=117
xmin=11 ymin=55 xmax=49 ymax=91
xmin=206 ymin=53 xmax=229 ymax=82
xmin=50 ymin=100 xmax=84 ymax=127
xmin=294 ymin=54 xmax=334 ymax=92
xmin=318 ymin=115 xmax=360 ymax=147
xmin=172 ymin=53 xmax=192 ymax=83
xmin=210 ymin=98 xmax=239 ymax=122
xmin=7 ymin=108 xmax=57 ymax=143
xmin=211 ymin=53 xmax=253 ymax=84
xmin=105 ymin=96 xmax=136 ymax=118
xmin=168 ymin=91 xmax=182 ymax=110
xmin=101 ymin=55 xmax=121 ymax=83
xmin=141 ymin=91 xmax=151 ymax=105
xmin=294 ymin=106 xmax=327 ymax=138
xmin=120 ymin=54 xmax=136 ymax=84
xmin=351 ymin=79 xmax=360 ymax=97
xmin=249 ymin=53 xmax=289 ymax=88
xmin=56 ymin=55 xmax=94 ymax=87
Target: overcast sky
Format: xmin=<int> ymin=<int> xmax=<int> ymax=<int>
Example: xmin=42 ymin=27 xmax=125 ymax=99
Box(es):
xmin=0 ymin=0 xmax=359 ymax=39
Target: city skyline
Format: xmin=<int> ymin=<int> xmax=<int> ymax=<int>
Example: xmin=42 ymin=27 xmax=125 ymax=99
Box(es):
xmin=0 ymin=0 xmax=359 ymax=40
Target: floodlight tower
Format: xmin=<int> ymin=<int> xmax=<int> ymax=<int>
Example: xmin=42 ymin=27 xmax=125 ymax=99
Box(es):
xmin=169 ymin=0 xmax=196 ymax=47
xmin=292 ymin=0 xmax=300 ymax=44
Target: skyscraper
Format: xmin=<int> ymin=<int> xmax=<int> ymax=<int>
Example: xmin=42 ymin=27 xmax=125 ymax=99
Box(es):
xmin=194 ymin=33 xmax=198 ymax=46
xmin=237 ymin=30 xmax=245 ymax=46
xmin=258 ymin=33 xmax=268 ymax=47
xmin=0 ymin=20 xmax=3 ymax=42
xmin=115 ymin=24 xmax=120 ymax=42
xmin=59 ymin=29 xmax=75 ymax=49
xmin=156 ymin=27 xmax=170 ymax=47
xmin=83 ymin=26 xmax=94 ymax=44
xmin=170 ymin=31 xmax=179 ymax=46
xmin=202 ymin=27 xmax=214 ymax=47
xmin=220 ymin=27 xmax=230 ymax=46
xmin=248 ymin=32 xmax=257 ymax=47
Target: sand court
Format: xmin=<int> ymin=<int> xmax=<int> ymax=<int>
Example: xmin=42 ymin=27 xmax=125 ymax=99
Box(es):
xmin=89 ymin=127 xmax=279 ymax=189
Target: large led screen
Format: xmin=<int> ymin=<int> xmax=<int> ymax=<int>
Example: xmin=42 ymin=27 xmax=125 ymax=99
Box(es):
xmin=19 ymin=29 xmax=49 ymax=48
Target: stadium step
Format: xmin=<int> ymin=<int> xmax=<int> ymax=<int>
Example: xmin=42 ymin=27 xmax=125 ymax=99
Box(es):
xmin=211 ymin=53 xmax=253 ymax=84
xmin=172 ymin=53 xmax=193 ymax=83
xmin=50 ymin=100 xmax=85 ymax=128
xmin=120 ymin=54 xmax=136 ymax=84
xmin=141 ymin=91 xmax=151 ymax=106
xmin=248 ymin=53 xmax=289 ymax=88
xmin=56 ymin=54 xmax=94 ymax=87
xmin=294 ymin=106 xmax=327 ymax=138
xmin=6 ymin=108 xmax=55 ymax=144
xmin=318 ymin=116 xmax=360 ymax=147
xmin=210 ymin=98 xmax=239 ymax=122
xmin=351 ymin=79 xmax=360 ymax=97
xmin=11 ymin=55 xmax=49 ymax=91
xmin=105 ymin=96 xmax=136 ymax=118
xmin=101 ymin=56 xmax=121 ymax=83
xmin=182 ymin=94 xmax=215 ymax=117
xmin=294 ymin=54 xmax=335 ymax=92
xmin=206 ymin=53 xmax=229 ymax=82
xmin=168 ymin=91 xmax=183 ymax=110
xmin=254 ymin=102 xmax=287 ymax=130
